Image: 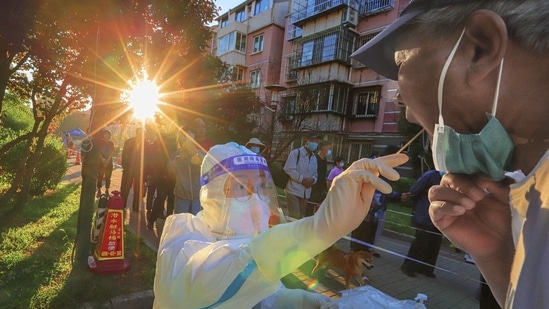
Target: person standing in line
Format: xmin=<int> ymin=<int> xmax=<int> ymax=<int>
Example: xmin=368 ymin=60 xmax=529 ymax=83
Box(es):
xmin=169 ymin=127 xmax=203 ymax=215
xmin=144 ymin=128 xmax=159 ymax=220
xmin=351 ymin=145 xmax=401 ymax=257
xmin=147 ymin=132 xmax=177 ymax=230
xmin=373 ymin=145 xmax=403 ymax=253
xmin=95 ymin=129 xmax=115 ymax=197
xmin=400 ymin=169 xmax=444 ymax=278
xmin=120 ymin=127 xmax=145 ymax=212
xmin=245 ymin=137 xmax=266 ymax=155
xmin=308 ymin=141 xmax=331 ymax=216
xmin=283 ymin=133 xmax=320 ymax=219
xmin=327 ymin=156 xmax=345 ymax=189
xmin=192 ymin=118 xmax=215 ymax=153
xmin=63 ymin=133 xmax=73 ymax=158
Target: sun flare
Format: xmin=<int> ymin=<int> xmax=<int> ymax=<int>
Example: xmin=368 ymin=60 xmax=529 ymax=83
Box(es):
xmin=125 ymin=79 xmax=160 ymax=120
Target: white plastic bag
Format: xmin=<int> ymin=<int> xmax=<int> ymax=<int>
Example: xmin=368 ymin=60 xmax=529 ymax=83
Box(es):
xmin=338 ymin=285 xmax=424 ymax=309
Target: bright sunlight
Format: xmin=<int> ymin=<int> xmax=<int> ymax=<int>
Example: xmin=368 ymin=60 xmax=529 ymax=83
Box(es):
xmin=125 ymin=79 xmax=160 ymax=120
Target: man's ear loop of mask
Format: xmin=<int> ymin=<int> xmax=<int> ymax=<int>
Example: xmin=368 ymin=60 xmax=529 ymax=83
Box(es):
xmin=436 ymin=28 xmax=504 ymax=128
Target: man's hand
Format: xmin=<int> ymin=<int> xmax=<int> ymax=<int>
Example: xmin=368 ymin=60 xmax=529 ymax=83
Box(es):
xmin=428 ymin=173 xmax=512 ymax=258
xmin=302 ymin=177 xmax=314 ymax=188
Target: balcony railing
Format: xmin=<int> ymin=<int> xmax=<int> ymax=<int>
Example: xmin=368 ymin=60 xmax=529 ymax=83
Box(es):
xmin=290 ymin=0 xmax=360 ymax=25
xmin=287 ymin=25 xmax=303 ymax=41
xmin=359 ymin=0 xmax=394 ymax=17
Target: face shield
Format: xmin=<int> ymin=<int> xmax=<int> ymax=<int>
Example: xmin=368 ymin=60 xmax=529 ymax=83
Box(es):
xmin=200 ymin=151 xmax=286 ymax=239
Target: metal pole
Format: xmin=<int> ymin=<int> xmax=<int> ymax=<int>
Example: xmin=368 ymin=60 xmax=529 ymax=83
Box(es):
xmin=265 ymin=85 xmax=286 ymax=162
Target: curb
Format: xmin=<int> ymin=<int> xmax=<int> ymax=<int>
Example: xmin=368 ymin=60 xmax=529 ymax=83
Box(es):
xmin=80 ymin=290 xmax=154 ymax=309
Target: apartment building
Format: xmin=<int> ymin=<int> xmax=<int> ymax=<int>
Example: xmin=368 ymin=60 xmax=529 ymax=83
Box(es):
xmin=212 ymin=0 xmax=289 ymax=142
xmin=213 ymin=0 xmax=413 ymax=172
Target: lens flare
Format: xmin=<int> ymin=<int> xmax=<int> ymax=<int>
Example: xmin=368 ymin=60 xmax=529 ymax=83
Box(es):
xmin=125 ymin=79 xmax=160 ymax=120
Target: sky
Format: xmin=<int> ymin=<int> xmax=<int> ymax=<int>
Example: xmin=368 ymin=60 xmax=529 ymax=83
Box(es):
xmin=215 ymin=0 xmax=246 ymax=16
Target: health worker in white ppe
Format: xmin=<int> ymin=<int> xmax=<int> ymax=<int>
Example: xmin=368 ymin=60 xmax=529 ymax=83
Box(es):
xmin=153 ymin=142 xmax=408 ymax=308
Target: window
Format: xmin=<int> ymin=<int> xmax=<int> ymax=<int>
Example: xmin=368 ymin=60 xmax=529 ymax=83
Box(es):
xmin=355 ymin=31 xmax=380 ymax=52
xmin=361 ymin=0 xmax=395 ymax=17
xmin=354 ymin=86 xmax=381 ymax=118
xmin=347 ymin=141 xmax=374 ymax=163
xmin=235 ymin=32 xmax=246 ymax=52
xmin=254 ymin=0 xmax=269 ymax=15
xmin=232 ymin=67 xmax=245 ymax=81
xmin=235 ymin=8 xmax=246 ymax=22
xmin=321 ymin=33 xmax=337 ymax=62
xmin=301 ymin=41 xmax=314 ymax=66
xmin=220 ymin=18 xmax=228 ymax=28
xmin=293 ymin=83 xmax=348 ymax=113
xmin=252 ymin=34 xmax=264 ymax=53
xmin=250 ymin=70 xmax=261 ymax=88
xmin=284 ymin=96 xmax=296 ymax=118
xmin=301 ymin=32 xmax=340 ymax=66
xmin=331 ymin=84 xmax=347 ymax=114
xmin=217 ymin=31 xmax=247 ymax=55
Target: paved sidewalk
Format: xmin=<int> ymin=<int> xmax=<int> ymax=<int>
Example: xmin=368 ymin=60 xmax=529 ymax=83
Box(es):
xmin=66 ymin=158 xmax=482 ymax=308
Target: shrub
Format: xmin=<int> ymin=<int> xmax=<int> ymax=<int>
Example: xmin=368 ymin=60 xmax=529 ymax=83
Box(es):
xmin=0 ymin=93 xmax=68 ymax=196
xmin=29 ymin=137 xmax=69 ymax=196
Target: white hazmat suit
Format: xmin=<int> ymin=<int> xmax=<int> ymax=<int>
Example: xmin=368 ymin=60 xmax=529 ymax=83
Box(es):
xmin=153 ymin=142 xmax=408 ymax=308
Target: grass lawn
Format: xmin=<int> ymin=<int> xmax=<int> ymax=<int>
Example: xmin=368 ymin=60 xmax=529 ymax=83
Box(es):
xmin=384 ymin=202 xmax=415 ymax=237
xmin=0 ymin=183 xmax=157 ymax=309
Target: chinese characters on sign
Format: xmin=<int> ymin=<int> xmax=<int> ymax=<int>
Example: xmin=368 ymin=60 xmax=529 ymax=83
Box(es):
xmin=95 ymin=210 xmax=125 ymax=260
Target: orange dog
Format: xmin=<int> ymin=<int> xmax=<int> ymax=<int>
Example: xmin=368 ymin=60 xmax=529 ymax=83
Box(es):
xmin=311 ymin=245 xmax=374 ymax=288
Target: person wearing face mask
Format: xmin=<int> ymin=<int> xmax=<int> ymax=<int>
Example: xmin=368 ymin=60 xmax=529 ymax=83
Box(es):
xmin=327 ymin=156 xmax=344 ymax=189
xmin=351 ymin=145 xmax=402 ymax=257
xmin=245 ymin=137 xmax=266 ymax=155
xmin=400 ymin=169 xmax=444 ymax=279
xmin=351 ymin=0 xmax=549 ymax=307
xmin=169 ymin=127 xmax=204 ymax=215
xmin=308 ymin=141 xmax=332 ymax=216
xmin=283 ymin=133 xmax=321 ymax=219
xmin=153 ymin=142 xmax=408 ymax=308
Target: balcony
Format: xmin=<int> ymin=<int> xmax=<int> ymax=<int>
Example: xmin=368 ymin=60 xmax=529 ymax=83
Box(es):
xmin=290 ymin=0 xmax=360 ymax=26
xmin=359 ymin=0 xmax=394 ymax=17
xmin=287 ymin=25 xmax=303 ymax=41
xmin=288 ymin=27 xmax=356 ymax=69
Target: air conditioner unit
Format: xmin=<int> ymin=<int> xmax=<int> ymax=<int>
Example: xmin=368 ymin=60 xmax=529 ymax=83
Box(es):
xmin=342 ymin=8 xmax=358 ymax=27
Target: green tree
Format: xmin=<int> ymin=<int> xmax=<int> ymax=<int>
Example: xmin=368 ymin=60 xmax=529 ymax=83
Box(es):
xmin=1 ymin=0 xmax=222 ymax=204
xmin=202 ymin=84 xmax=260 ymax=144
xmin=1 ymin=0 xmax=224 ymax=268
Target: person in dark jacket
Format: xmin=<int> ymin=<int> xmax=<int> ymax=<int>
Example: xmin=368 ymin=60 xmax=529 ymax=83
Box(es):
xmin=351 ymin=145 xmax=401 ymax=256
xmin=307 ymin=141 xmax=331 ymax=216
xmin=120 ymin=127 xmax=145 ymax=212
xmin=147 ymin=132 xmax=177 ymax=230
xmin=400 ymin=169 xmax=444 ymax=278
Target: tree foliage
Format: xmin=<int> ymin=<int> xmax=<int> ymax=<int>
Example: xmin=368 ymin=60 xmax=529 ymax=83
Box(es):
xmin=0 ymin=0 xmax=226 ymax=208
xmin=203 ymin=84 xmax=260 ymax=144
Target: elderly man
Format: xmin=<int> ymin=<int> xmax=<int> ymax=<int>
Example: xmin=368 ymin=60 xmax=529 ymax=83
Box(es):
xmin=352 ymin=0 xmax=549 ymax=307
xmin=283 ymin=133 xmax=321 ymax=219
xmin=245 ymin=137 xmax=266 ymax=154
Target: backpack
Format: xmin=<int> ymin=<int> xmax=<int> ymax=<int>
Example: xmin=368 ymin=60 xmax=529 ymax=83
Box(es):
xmin=270 ymin=149 xmax=300 ymax=188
